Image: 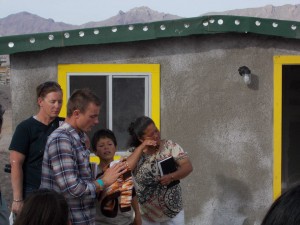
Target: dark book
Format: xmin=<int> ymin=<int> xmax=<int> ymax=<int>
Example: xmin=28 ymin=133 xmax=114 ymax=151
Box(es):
xmin=157 ymin=156 xmax=180 ymax=188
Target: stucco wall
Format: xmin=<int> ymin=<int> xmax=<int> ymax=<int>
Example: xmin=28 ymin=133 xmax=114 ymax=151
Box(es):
xmin=9 ymin=33 xmax=300 ymax=225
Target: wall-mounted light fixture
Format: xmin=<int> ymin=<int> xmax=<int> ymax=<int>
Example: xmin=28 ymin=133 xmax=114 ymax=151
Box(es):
xmin=238 ymin=66 xmax=251 ymax=85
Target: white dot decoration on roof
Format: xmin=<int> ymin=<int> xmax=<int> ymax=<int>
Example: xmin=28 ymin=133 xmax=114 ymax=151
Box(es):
xmin=79 ymin=31 xmax=85 ymax=37
xmin=203 ymin=21 xmax=208 ymax=26
xmin=3 ymin=16 xmax=300 ymax=53
xmin=29 ymin=38 xmax=35 ymax=43
xmin=128 ymin=25 xmax=134 ymax=31
xmin=8 ymin=42 xmax=14 ymax=48
xmin=48 ymin=35 xmax=54 ymax=40
xmin=160 ymin=25 xmax=166 ymax=30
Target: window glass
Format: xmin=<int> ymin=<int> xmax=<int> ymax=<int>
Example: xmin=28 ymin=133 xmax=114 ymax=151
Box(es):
xmin=69 ymin=75 xmax=148 ymax=151
xmin=113 ymin=77 xmax=146 ymax=150
xmin=282 ymin=65 xmax=300 ymax=191
xmin=69 ymin=75 xmax=107 ymax=138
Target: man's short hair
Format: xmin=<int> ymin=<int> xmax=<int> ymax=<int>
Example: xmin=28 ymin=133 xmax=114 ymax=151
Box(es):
xmin=67 ymin=89 xmax=101 ymax=117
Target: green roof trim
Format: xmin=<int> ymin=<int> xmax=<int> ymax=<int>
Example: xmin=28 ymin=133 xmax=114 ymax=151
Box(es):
xmin=1 ymin=15 xmax=300 ymax=55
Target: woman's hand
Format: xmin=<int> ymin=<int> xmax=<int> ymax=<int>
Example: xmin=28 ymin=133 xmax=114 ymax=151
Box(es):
xmin=159 ymin=173 xmax=174 ymax=186
xmin=12 ymin=201 xmax=24 ymax=215
xmin=126 ymin=138 xmax=158 ymax=174
xmin=140 ymin=139 xmax=158 ymax=151
xmin=159 ymin=157 xmax=193 ymax=186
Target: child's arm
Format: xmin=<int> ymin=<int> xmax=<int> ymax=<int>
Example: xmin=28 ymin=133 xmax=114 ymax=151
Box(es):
xmin=131 ymin=195 xmax=142 ymax=225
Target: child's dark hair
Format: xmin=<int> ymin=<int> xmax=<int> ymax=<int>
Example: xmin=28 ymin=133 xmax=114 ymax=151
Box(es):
xmin=127 ymin=116 xmax=155 ymax=147
xmin=91 ymin=129 xmax=117 ymax=152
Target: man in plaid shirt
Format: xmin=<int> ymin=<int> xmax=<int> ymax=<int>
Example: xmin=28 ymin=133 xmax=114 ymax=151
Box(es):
xmin=41 ymin=89 xmax=127 ymax=225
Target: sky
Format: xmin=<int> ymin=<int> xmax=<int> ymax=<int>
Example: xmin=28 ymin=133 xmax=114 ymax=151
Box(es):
xmin=0 ymin=0 xmax=299 ymax=25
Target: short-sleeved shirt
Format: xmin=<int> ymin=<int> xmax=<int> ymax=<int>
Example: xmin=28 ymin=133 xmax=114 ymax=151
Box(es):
xmin=41 ymin=122 xmax=97 ymax=225
xmin=131 ymin=139 xmax=187 ymax=223
xmin=9 ymin=116 xmax=64 ymax=191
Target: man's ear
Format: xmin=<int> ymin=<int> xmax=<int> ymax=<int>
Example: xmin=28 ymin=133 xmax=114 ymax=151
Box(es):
xmin=37 ymin=97 xmax=43 ymax=106
xmin=73 ymin=109 xmax=80 ymax=118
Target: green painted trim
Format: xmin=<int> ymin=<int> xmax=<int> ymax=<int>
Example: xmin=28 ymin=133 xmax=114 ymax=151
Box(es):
xmin=1 ymin=15 xmax=300 ymax=55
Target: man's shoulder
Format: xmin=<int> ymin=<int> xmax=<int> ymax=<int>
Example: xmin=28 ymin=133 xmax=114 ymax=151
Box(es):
xmin=15 ymin=116 xmax=36 ymax=129
xmin=55 ymin=117 xmax=65 ymax=123
xmin=50 ymin=117 xmax=65 ymax=128
xmin=48 ymin=122 xmax=75 ymax=141
xmin=18 ymin=116 xmax=34 ymax=125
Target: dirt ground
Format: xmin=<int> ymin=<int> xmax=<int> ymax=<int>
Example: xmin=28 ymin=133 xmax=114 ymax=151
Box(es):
xmin=0 ymin=84 xmax=13 ymax=207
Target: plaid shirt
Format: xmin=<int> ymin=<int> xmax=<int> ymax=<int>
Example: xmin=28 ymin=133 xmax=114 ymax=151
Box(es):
xmin=41 ymin=122 xmax=97 ymax=225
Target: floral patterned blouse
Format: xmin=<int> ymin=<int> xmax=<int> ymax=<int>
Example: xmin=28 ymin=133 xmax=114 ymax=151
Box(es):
xmin=130 ymin=139 xmax=188 ymax=222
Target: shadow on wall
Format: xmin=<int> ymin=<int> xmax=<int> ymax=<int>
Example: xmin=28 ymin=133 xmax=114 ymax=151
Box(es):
xmin=247 ymin=73 xmax=259 ymax=91
xmin=212 ymin=175 xmax=253 ymax=225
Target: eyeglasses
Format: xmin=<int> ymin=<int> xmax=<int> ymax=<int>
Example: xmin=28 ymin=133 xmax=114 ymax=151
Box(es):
xmin=37 ymin=81 xmax=61 ymax=98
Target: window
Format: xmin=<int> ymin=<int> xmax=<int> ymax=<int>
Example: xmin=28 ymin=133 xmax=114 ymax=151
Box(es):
xmin=58 ymin=64 xmax=160 ymax=150
xmin=274 ymin=56 xmax=300 ymax=199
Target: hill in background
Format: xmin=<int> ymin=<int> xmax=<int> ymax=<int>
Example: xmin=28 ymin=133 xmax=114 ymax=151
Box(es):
xmin=0 ymin=6 xmax=180 ymax=36
xmin=0 ymin=4 xmax=300 ymax=37
xmin=204 ymin=4 xmax=300 ymax=21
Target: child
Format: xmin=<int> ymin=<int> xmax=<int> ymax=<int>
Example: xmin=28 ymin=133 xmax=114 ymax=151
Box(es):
xmin=91 ymin=129 xmax=141 ymax=225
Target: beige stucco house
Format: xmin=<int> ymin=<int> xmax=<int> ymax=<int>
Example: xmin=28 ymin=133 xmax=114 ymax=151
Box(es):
xmin=1 ymin=15 xmax=300 ymax=224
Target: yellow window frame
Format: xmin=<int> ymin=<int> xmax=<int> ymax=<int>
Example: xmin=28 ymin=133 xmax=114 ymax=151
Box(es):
xmin=273 ymin=56 xmax=300 ymax=199
xmin=57 ymin=64 xmax=160 ymax=164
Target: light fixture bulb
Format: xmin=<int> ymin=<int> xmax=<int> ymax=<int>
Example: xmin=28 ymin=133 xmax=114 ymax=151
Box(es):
xmin=243 ymin=73 xmax=251 ymax=85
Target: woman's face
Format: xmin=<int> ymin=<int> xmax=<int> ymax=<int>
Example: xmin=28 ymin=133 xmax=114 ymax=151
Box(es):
xmin=38 ymin=91 xmax=63 ymax=119
xmin=142 ymin=123 xmax=161 ymax=143
xmin=95 ymin=137 xmax=116 ymax=163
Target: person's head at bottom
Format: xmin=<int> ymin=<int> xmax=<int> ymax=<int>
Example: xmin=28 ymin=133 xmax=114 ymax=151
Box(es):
xmin=261 ymin=184 xmax=300 ymax=225
xmin=14 ymin=188 xmax=70 ymax=225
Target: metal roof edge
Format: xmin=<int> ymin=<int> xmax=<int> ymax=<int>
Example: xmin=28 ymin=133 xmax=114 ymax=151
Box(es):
xmin=1 ymin=15 xmax=300 ymax=55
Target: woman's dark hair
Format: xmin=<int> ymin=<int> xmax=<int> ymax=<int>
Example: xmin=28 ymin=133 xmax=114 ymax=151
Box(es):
xmin=261 ymin=184 xmax=300 ymax=225
xmin=36 ymin=81 xmax=62 ymax=99
xmin=127 ymin=116 xmax=155 ymax=147
xmin=14 ymin=189 xmax=69 ymax=225
xmin=91 ymin=129 xmax=117 ymax=152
